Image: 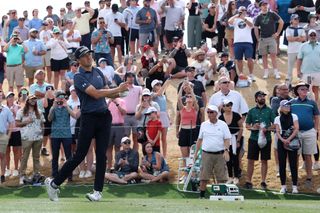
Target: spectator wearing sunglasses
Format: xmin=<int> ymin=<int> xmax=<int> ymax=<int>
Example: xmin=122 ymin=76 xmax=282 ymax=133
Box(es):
xmin=105 ymin=136 xmax=139 ymax=184
xmin=29 ymin=69 xmax=50 ymax=113
xmin=65 ymin=61 xmax=79 ymax=94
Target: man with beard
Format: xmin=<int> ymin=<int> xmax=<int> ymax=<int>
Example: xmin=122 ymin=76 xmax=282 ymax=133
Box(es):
xmin=245 ymin=91 xmax=275 ymax=190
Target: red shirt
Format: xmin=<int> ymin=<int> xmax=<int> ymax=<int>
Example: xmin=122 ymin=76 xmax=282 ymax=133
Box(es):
xmin=146 ymin=119 xmax=162 ymax=147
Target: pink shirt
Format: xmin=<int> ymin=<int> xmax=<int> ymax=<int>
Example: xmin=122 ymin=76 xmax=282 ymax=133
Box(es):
xmin=123 ymin=85 xmax=142 ymax=113
xmin=108 ymin=98 xmax=126 ymax=124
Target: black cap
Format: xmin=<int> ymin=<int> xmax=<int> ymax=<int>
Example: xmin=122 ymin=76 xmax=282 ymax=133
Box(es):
xmin=220 ymin=52 xmax=229 ymax=58
xmin=185 ymin=66 xmax=196 ymax=72
xmin=112 ymin=4 xmax=119 ymax=12
xmin=294 ymin=82 xmax=310 ymax=96
xmin=84 ymin=1 xmax=90 ymax=5
xmin=125 ymin=72 xmax=135 ymax=78
xmin=55 ymin=90 xmax=67 ymax=98
xmin=255 ymin=91 xmax=267 ymax=98
xmin=74 ymin=46 xmax=93 ymax=59
xmin=66 ymin=2 xmax=72 ymax=6
xmin=46 ymin=5 xmax=53 ymax=10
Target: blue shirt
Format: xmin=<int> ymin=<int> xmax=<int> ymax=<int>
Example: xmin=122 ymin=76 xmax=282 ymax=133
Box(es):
xmin=50 ymin=107 xmax=72 ymax=138
xmin=136 ymin=7 xmax=157 ymax=33
xmin=91 ymin=29 xmax=112 ymax=53
xmin=29 ymin=18 xmax=43 ymax=31
xmin=277 ymin=0 xmax=291 ymax=23
xmin=23 ymin=39 xmax=46 ymax=67
xmin=297 ymin=42 xmax=320 ymax=74
xmin=291 ymin=97 xmax=319 ymax=131
xmin=152 ymin=94 xmax=167 ymax=112
xmin=29 ymin=82 xmax=50 ymax=112
xmin=236 ymin=0 xmax=251 ymax=9
xmin=8 ymin=19 xmax=18 ymax=40
xmin=74 ymin=67 xmax=107 ymax=113
xmin=65 ymin=71 xmax=76 ymax=80
xmin=0 ymin=105 xmax=14 ymax=134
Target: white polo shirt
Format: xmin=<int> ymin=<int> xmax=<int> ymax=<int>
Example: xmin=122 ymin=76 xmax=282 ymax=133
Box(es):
xmin=198 ymin=120 xmax=231 ymax=152
xmin=209 ymin=90 xmax=249 ymax=115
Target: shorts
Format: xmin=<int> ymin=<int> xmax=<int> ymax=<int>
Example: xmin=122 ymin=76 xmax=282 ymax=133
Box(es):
xmin=24 ymin=66 xmax=43 ymax=79
xmin=109 ymin=124 xmax=125 ymax=148
xmin=0 ymin=71 xmax=4 ymax=84
xmin=51 ymin=57 xmax=70 ymax=72
xmin=225 ymin=29 xmax=234 ymax=40
xmin=6 ymin=64 xmax=24 ymax=87
xmin=8 ymin=131 xmax=22 ymax=147
xmin=43 ymin=50 xmax=51 ymax=67
xmin=258 ymin=37 xmax=277 ymax=55
xmin=156 ymin=25 xmax=162 ymax=35
xmin=178 ymin=128 xmax=198 ymax=147
xmin=171 ymin=65 xmax=185 ymax=75
xmin=129 ymin=29 xmax=139 ymax=41
xmin=302 ymin=73 xmax=320 ymax=87
xmin=0 ymin=133 xmax=10 ymax=154
xmin=159 ymin=111 xmax=170 ymax=128
xmin=234 ymin=42 xmax=253 ymax=60
xmin=43 ymin=121 xmax=52 ymax=136
xmin=298 ymin=128 xmax=317 ymax=155
xmin=247 ymin=138 xmax=272 ymax=161
xmin=110 ymin=36 xmax=123 ymax=47
xmin=124 ymin=114 xmax=138 ymax=136
xmin=200 ymin=152 xmax=228 ymax=182
xmin=139 ymin=30 xmax=157 ymax=47
xmin=165 ymin=30 xmax=182 ymax=44
xmin=72 ymin=134 xmax=77 ymax=144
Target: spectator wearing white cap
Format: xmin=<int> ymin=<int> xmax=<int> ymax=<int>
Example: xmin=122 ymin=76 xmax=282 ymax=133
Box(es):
xmin=195 ymin=104 xmax=231 ymax=199
xmin=98 ymin=58 xmax=115 ymax=86
xmin=297 ymin=29 xmax=320 ymax=103
xmin=151 ymin=79 xmax=171 ymax=158
xmin=105 ymin=136 xmax=139 ymax=184
xmin=24 ymin=28 xmax=47 ymax=86
xmin=29 ymin=69 xmax=50 ymax=113
xmin=145 ymin=106 xmax=162 ymax=153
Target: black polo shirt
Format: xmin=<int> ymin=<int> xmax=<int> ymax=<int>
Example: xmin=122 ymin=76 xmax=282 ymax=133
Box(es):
xmin=74 ymin=66 xmax=107 ymax=113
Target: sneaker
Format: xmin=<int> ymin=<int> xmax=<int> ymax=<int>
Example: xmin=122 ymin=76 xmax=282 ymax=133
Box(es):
xmin=304 ymin=179 xmax=313 ymax=189
xmin=276 ymin=172 xmax=280 ymax=177
xmin=12 ymin=170 xmax=19 ymax=177
xmin=312 ymin=162 xmax=320 ymax=170
xmin=299 ymin=162 xmax=305 ymax=170
xmin=226 ymin=178 xmax=233 ymax=184
xmin=41 ymin=148 xmax=50 ymax=156
xmin=140 ymin=179 xmax=151 ymax=184
xmin=79 ymin=170 xmax=86 ymax=179
xmin=279 ymin=186 xmax=287 ymax=194
xmin=316 ymin=187 xmax=320 ymax=194
xmin=263 ymin=70 xmax=269 ymax=79
xmin=86 ymin=190 xmax=102 ymax=202
xmin=244 ymin=182 xmax=253 ymax=189
xmin=84 ymin=170 xmax=93 ymax=178
xmin=73 ymin=167 xmax=80 ymax=176
xmin=19 ymin=176 xmax=25 ymax=185
xmin=292 ymin=186 xmax=298 ymax=194
xmin=275 ymin=72 xmax=281 ymax=80
xmin=260 ymin=182 xmax=267 ymax=190
xmin=233 ymin=178 xmax=239 ymax=185
xmin=249 ymin=74 xmax=256 ymax=82
xmin=45 ymin=177 xmax=59 ymax=202
xmin=1 ymin=175 xmax=5 ymax=183
xmin=4 ymin=169 xmax=11 ymax=177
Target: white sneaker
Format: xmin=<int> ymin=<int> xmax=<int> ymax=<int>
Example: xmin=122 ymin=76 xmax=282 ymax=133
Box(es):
xmin=12 ymin=170 xmax=19 ymax=177
xmin=312 ymin=162 xmax=320 ymax=170
xmin=276 ymin=172 xmax=280 ymax=177
xmin=86 ymin=190 xmax=102 ymax=202
xmin=19 ymin=176 xmax=25 ymax=185
xmin=299 ymin=162 xmax=305 ymax=170
xmin=79 ymin=170 xmax=86 ymax=179
xmin=263 ymin=70 xmax=269 ymax=79
xmin=279 ymin=186 xmax=287 ymax=194
xmin=4 ymin=169 xmax=11 ymax=177
xmin=45 ymin=177 xmax=60 ymax=202
xmin=292 ymin=186 xmax=298 ymax=194
xmin=249 ymin=74 xmax=256 ymax=82
xmin=275 ymin=72 xmax=281 ymax=79
xmin=317 ymin=188 xmax=320 ymax=194
xmin=233 ymin=178 xmax=239 ymax=185
xmin=84 ymin=170 xmax=93 ymax=178
xmin=226 ymin=178 xmax=233 ymax=184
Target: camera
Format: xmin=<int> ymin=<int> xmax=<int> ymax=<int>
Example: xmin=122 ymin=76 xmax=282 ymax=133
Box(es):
xmin=57 ymin=101 xmax=63 ymax=105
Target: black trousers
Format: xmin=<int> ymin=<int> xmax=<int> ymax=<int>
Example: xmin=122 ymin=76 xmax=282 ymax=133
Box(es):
xmin=277 ymin=140 xmax=298 ymax=186
xmin=53 ymin=110 xmax=112 ymax=191
xmin=80 ymin=33 xmax=92 ymax=50
xmin=227 ymin=137 xmax=243 ymax=178
xmin=216 ymin=22 xmax=227 ymax=53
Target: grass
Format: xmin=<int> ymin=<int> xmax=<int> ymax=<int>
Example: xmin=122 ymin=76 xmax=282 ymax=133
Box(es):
xmin=1 ymin=184 xmax=320 ymax=212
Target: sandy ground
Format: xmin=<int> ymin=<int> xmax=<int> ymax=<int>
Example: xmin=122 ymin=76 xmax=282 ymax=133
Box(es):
xmin=2 ymin=52 xmax=320 ymax=193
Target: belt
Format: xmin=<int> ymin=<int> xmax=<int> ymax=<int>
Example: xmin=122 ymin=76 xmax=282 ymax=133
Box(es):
xmin=126 ymin=113 xmax=135 ymax=116
xmin=202 ymin=150 xmax=224 ymax=155
xmin=112 ymin=123 xmax=124 ymax=126
xmin=7 ymin=64 xmax=21 ymax=67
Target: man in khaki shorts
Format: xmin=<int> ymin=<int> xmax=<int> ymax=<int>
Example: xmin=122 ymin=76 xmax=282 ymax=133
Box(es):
xmin=0 ymin=90 xmax=15 ymax=183
xmin=194 ymin=105 xmax=231 ymax=199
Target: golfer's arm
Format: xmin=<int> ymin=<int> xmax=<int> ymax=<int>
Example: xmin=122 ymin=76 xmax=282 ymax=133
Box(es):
xmin=85 ymin=85 xmax=121 ymax=99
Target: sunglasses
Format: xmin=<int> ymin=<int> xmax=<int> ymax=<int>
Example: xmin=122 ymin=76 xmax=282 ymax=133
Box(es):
xmin=123 ymin=141 xmax=131 ymax=145
xmin=299 ymin=88 xmax=309 ymax=91
xmin=207 ymin=111 xmax=215 ymax=114
xmin=72 ymin=64 xmax=79 ymax=67
xmin=186 ymin=95 xmax=192 ymax=98
xmin=310 ymin=34 xmax=317 ymax=37
xmin=223 ymin=104 xmax=232 ymax=107
xmin=99 ymin=21 xmax=105 ymax=24
xmin=221 ymin=81 xmax=230 ymax=84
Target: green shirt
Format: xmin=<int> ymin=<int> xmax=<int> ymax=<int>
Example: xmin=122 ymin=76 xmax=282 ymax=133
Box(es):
xmin=6 ymin=44 xmax=24 ymax=65
xmin=246 ymin=105 xmax=275 ymax=141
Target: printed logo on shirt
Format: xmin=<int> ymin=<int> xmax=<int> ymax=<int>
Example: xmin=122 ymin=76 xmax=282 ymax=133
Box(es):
xmin=238 ymin=21 xmax=246 ymax=29
xmin=82 ymin=83 xmax=87 ymax=88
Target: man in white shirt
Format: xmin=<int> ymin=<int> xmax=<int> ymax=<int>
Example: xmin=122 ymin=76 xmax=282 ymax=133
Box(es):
xmin=63 ymin=20 xmax=81 ymax=58
xmin=106 ymin=4 xmax=127 ymax=64
xmin=98 ymin=0 xmax=111 ymax=24
xmin=209 ymin=76 xmax=249 ymax=117
xmin=39 ymin=19 xmax=53 ymax=83
xmin=195 ymin=105 xmax=231 ymax=199
xmin=228 ymin=6 xmax=255 ymax=81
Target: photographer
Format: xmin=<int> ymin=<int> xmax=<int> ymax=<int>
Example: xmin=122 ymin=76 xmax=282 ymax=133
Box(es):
xmin=3 ymin=32 xmax=28 ymax=92
xmin=91 ymin=17 xmax=114 ymax=67
xmin=48 ymin=90 xmax=80 ymax=179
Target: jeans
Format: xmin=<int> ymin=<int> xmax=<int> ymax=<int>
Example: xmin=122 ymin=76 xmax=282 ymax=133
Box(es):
xmin=51 ymin=138 xmax=72 ymax=178
xmin=53 ymin=110 xmax=112 ymax=192
xmin=94 ymin=52 xmax=114 ymax=68
xmin=80 ymin=33 xmax=91 ymax=50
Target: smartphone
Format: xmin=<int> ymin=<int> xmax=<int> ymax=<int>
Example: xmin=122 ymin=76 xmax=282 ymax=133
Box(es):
xmin=57 ymin=101 xmax=63 ymax=105
xmin=114 ymin=18 xmax=118 ymax=22
xmin=307 ymin=76 xmax=312 ymax=84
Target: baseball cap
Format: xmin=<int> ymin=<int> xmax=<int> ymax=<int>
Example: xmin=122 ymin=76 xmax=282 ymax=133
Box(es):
xmin=74 ymin=46 xmax=94 ymax=59
xmin=145 ymin=107 xmax=157 ymax=115
xmin=207 ymin=105 xmax=219 ymax=112
xmin=308 ymin=14 xmax=317 ymax=20
xmin=294 ymin=82 xmax=310 ymax=96
xmin=259 ymin=0 xmax=268 ymax=7
xmin=18 ymin=17 xmax=25 ymax=21
xmin=308 ymin=29 xmax=317 ymax=36
xmin=254 ymin=91 xmax=267 ymax=98
xmin=34 ymin=69 xmax=45 ymax=77
xmin=5 ymin=92 xmax=15 ymax=99
xmin=142 ymin=88 xmax=151 ymax=96
xmin=46 ymin=5 xmax=53 ymax=10
xmin=208 ymin=3 xmax=216 ymax=8
xmin=29 ymin=28 xmax=38 ymax=33
xmin=52 ymin=27 xmax=61 ymax=34
xmin=121 ymin=136 xmax=131 ymax=144
xmin=222 ymin=99 xmax=233 ymax=105
xmin=185 ymin=66 xmax=196 ymax=72
xmin=70 ymin=61 xmax=78 ymax=66
xmin=151 ymin=79 xmax=163 ymax=88
xmin=220 ymin=52 xmax=229 ymax=58
xmin=279 ymin=100 xmax=291 ymax=107
xmin=143 ymin=44 xmax=151 ymax=52
xmin=98 ymin=58 xmax=108 ymax=64
xmin=290 ymin=14 xmax=299 ymax=21
xmin=55 ymin=90 xmax=67 ymax=98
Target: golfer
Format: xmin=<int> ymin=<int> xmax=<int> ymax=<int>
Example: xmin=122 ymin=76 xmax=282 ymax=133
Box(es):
xmin=45 ymin=46 xmax=129 ymax=202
